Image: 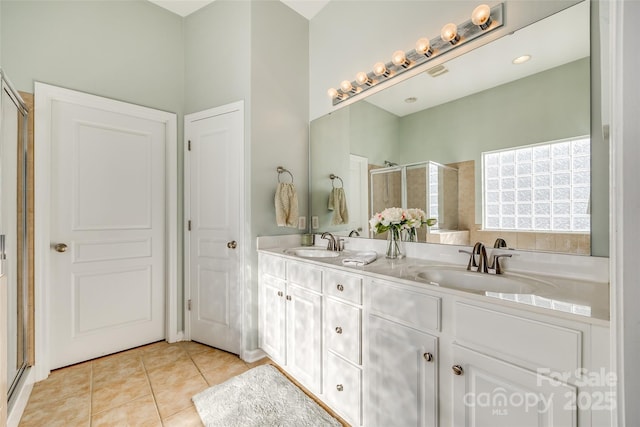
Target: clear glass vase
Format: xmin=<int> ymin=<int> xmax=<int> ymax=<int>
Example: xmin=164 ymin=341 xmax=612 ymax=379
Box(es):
xmin=386 ymin=227 xmax=403 ymax=259
xmin=405 ymin=227 xmax=418 ymax=242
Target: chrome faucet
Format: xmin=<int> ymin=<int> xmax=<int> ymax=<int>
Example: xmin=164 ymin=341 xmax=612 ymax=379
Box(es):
xmin=321 ymin=232 xmax=343 ymax=251
xmin=460 ymin=242 xmax=512 ymax=274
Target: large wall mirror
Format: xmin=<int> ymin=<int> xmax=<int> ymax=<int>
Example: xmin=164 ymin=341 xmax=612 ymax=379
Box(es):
xmin=310 ymin=1 xmax=604 ymax=256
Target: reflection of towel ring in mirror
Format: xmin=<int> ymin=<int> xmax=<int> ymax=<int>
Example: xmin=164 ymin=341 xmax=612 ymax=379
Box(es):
xmin=330 ymin=174 xmax=343 ymax=188
xmin=277 ymin=166 xmax=294 ymax=183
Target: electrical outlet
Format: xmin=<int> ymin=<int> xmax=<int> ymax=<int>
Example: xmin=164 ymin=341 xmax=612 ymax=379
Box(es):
xmin=312 ymin=216 xmax=319 ymax=229
xmin=298 ymin=216 xmax=306 ymax=230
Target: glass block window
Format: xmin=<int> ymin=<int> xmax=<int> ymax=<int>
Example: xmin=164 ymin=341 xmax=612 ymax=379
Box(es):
xmin=483 ymin=137 xmax=590 ymax=232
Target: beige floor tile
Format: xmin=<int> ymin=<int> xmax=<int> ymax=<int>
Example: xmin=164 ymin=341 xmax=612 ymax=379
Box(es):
xmin=91 ymin=395 xmax=162 ymax=427
xmin=154 ymin=374 xmax=209 ymax=419
xmin=93 ymin=354 xmax=145 ymax=390
xmin=245 ymin=356 xmax=273 ymax=369
xmin=139 ymin=340 xmax=172 ymax=354
xmin=142 ymin=343 xmax=188 ymax=370
xmin=162 ymin=405 xmax=204 ymax=427
xmin=190 ymin=349 xmax=243 ymax=373
xmin=92 ymin=371 xmax=153 ymax=414
xmin=28 ymin=362 xmax=91 ymax=403
xmin=147 ymin=354 xmax=201 ymax=390
xmin=19 ymin=392 xmax=90 ymax=427
xmin=202 ymin=359 xmax=249 ymax=386
xmin=180 ymin=340 xmax=214 ymax=355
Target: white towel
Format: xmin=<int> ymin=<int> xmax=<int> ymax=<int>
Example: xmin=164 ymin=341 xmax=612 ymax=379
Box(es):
xmin=328 ymin=187 xmax=349 ymax=225
xmin=275 ymin=182 xmax=299 ymax=228
xmin=341 ymin=251 xmax=378 ymax=266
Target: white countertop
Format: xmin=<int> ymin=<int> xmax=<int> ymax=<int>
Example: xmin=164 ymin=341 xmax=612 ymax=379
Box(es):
xmin=257 ymin=235 xmax=610 ymax=325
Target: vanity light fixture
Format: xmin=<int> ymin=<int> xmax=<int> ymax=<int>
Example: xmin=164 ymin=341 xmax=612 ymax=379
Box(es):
xmin=471 ymin=4 xmax=492 ymax=30
xmin=512 ymin=54 xmax=532 ymax=64
xmin=440 ymin=23 xmax=460 ymax=45
xmin=391 ymin=50 xmax=411 ymax=68
xmin=328 ymin=3 xmax=503 ymax=106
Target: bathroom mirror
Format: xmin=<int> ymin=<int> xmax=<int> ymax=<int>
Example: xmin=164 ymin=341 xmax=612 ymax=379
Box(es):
xmin=310 ymin=1 xmax=601 ymax=255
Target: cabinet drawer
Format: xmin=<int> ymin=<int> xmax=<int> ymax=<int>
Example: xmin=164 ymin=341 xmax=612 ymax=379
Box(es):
xmin=259 ymin=253 xmax=285 ymax=279
xmin=455 ymin=302 xmax=582 ymax=373
xmin=326 ymin=298 xmax=362 ymax=365
xmin=368 ymin=280 xmax=440 ymax=332
xmin=287 ymin=261 xmax=322 ymax=292
xmin=325 ymin=352 xmax=362 ymax=426
xmin=325 ymin=270 xmax=362 ymax=304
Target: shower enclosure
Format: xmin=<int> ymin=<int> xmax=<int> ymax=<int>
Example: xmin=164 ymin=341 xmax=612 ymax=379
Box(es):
xmin=370 ymin=161 xmax=459 ymax=241
xmin=1 ymin=69 xmax=29 ymax=421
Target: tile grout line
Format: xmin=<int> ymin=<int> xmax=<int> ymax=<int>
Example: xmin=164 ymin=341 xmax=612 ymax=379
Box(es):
xmin=140 ymin=349 xmax=164 ymax=425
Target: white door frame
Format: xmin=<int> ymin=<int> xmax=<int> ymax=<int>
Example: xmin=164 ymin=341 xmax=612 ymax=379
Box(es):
xmin=34 ymin=83 xmax=178 ymax=381
xmin=183 ymin=101 xmax=246 ymax=356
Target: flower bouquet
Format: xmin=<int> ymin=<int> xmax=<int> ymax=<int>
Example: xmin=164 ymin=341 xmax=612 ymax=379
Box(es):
xmin=369 ymin=207 xmax=437 ymax=258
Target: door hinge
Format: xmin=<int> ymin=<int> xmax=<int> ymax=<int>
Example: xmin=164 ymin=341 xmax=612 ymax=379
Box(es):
xmin=188 ymin=140 xmax=191 ymax=151
xmin=188 ymin=220 xmax=191 ymax=231
xmin=187 ymin=299 xmax=192 ymax=311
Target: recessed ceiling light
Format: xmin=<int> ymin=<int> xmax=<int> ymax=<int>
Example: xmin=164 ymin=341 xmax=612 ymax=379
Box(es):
xmin=426 ymin=64 xmax=449 ymax=77
xmin=405 ymin=97 xmax=418 ymax=104
xmin=512 ymin=54 xmax=532 ymax=64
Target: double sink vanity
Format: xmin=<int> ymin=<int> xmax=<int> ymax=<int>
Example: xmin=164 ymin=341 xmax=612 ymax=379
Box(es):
xmin=257 ymin=235 xmax=611 ymax=427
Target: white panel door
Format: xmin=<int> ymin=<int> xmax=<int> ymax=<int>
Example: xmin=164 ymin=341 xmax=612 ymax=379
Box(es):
xmin=348 ymin=154 xmax=369 ymax=235
xmin=49 ymin=98 xmax=167 ymax=369
xmin=186 ymin=103 xmax=243 ymax=355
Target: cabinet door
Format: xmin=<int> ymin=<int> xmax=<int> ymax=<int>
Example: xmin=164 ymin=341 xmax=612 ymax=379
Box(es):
xmin=366 ymin=315 xmax=438 ymax=427
xmin=286 ymin=284 xmax=323 ymax=393
xmin=259 ymin=275 xmax=286 ymax=365
xmin=452 ymin=344 xmax=577 ymax=427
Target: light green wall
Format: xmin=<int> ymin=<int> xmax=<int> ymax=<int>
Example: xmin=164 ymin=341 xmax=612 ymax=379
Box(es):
xmin=310 ymin=100 xmax=399 ymax=231
xmin=1 ymin=0 xmax=184 ymax=113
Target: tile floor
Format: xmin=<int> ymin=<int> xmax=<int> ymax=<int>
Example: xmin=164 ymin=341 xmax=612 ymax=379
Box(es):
xmin=18 ymin=341 xmax=280 ymax=427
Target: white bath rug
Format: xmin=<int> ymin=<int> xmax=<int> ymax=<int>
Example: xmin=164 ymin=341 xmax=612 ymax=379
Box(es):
xmin=192 ymin=364 xmax=342 ymax=427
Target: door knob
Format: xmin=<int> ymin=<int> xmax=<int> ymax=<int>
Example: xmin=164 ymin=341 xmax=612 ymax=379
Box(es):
xmin=54 ymin=243 xmax=68 ymax=253
xmin=227 ymin=240 xmax=237 ymax=249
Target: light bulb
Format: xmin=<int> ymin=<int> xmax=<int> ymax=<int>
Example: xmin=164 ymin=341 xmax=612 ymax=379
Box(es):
xmin=373 ymin=62 xmax=388 ymax=76
xmin=471 ymin=4 xmax=492 ymax=30
xmin=441 ymin=23 xmax=460 ymax=45
xmin=327 ymin=87 xmax=338 ymax=99
xmin=391 ymin=50 xmax=408 ymax=67
xmin=356 ymin=71 xmax=370 ymax=86
xmin=415 ymin=37 xmax=433 ymax=57
xmin=340 ymin=80 xmax=353 ymax=93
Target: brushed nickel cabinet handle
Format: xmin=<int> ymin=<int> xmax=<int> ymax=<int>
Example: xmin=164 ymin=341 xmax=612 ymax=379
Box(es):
xmin=452 ymin=365 xmax=464 ymax=376
xmin=335 ymin=326 xmax=343 ymax=334
xmin=277 ymin=291 xmax=283 ymax=297
xmin=337 ymin=284 xmax=344 ymax=292
xmin=227 ymin=240 xmax=237 ymax=249
xmin=286 ymin=295 xmax=292 ymax=301
xmin=336 ymin=384 xmax=344 ymax=392
xmin=423 ymin=352 xmax=434 ymax=362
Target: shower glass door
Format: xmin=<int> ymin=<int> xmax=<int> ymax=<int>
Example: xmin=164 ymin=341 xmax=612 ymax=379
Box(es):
xmin=2 ymin=73 xmax=29 ymax=406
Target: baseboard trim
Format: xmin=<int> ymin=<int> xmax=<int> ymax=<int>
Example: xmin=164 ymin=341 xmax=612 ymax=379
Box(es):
xmin=242 ymin=348 xmax=267 ymax=364
xmin=8 ymin=368 xmax=35 ymax=427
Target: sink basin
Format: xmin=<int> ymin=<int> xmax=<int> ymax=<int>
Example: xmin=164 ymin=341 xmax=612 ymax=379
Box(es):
xmin=415 ymin=267 xmax=554 ymax=294
xmin=284 ymin=247 xmax=341 ymax=258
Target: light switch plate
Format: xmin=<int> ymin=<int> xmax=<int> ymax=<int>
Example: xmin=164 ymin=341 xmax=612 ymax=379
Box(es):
xmin=298 ymin=216 xmax=306 ymax=230
xmin=312 ymin=216 xmax=319 ymax=229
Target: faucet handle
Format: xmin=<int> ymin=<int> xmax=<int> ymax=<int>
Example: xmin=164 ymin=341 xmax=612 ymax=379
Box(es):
xmin=337 ymin=238 xmax=345 ymax=251
xmin=491 ymin=253 xmax=512 ymax=274
xmin=459 ymin=249 xmax=476 ymax=271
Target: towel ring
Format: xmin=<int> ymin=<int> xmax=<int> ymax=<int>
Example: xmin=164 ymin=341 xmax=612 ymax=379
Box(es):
xmin=277 ymin=166 xmax=294 ymax=183
xmin=330 ymin=174 xmax=343 ymax=188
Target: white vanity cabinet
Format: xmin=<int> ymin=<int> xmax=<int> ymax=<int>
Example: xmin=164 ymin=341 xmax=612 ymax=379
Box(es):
xmin=257 ymin=251 xmax=611 ymax=427
xmin=258 ymin=254 xmax=323 ymax=394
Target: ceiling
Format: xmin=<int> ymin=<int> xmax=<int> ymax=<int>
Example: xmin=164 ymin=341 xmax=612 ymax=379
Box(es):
xmin=365 ymin=1 xmax=590 ymax=117
xmin=147 ymin=0 xmax=330 ymax=19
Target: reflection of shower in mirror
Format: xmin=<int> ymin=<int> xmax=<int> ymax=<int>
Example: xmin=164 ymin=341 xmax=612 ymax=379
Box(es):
xmin=382 ymin=160 xmax=399 ymax=203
